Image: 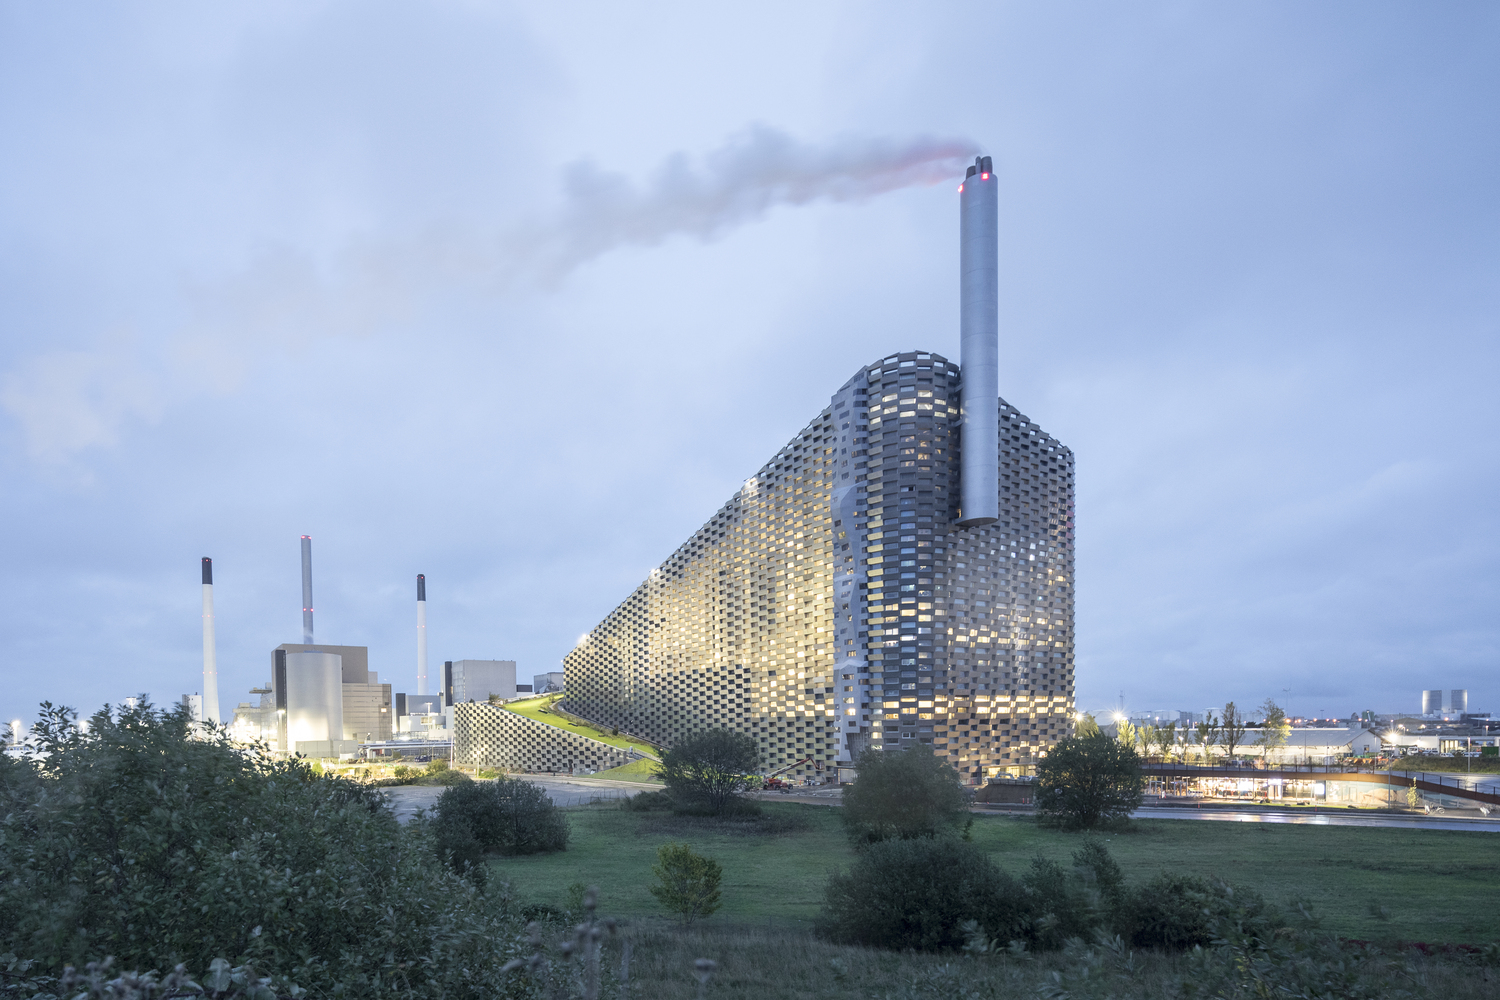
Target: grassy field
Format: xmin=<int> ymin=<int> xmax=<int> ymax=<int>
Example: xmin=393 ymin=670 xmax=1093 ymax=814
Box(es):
xmin=593 ymin=756 xmax=664 ymax=781
xmin=502 ymin=694 xmax=657 ymax=756
xmin=494 ymin=802 xmax=1500 ymax=945
xmin=1383 ymin=757 xmax=1500 ymax=773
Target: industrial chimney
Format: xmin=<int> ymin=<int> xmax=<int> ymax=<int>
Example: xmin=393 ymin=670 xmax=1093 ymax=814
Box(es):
xmin=201 ymin=557 xmax=221 ymax=724
xmin=300 ymin=535 xmax=315 ymax=645
xmin=958 ymin=154 xmax=1000 ymax=528
xmin=416 ymin=574 xmax=429 ymax=696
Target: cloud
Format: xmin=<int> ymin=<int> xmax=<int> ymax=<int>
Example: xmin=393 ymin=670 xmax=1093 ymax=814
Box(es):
xmin=1 ymin=126 xmax=978 ymax=463
xmin=0 ymin=342 xmax=162 ymax=465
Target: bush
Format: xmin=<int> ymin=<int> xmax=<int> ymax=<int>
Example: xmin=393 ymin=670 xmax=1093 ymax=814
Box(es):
xmin=434 ymin=776 xmax=569 ymax=860
xmin=819 ymin=837 xmax=1027 ymax=952
xmin=658 ymin=728 xmax=760 ymax=815
xmin=840 ymin=745 xmax=968 ymax=843
xmin=1121 ymin=873 xmax=1277 ymax=950
xmin=648 ymin=843 xmax=722 ymax=924
xmin=1035 ymin=733 xmax=1145 ymax=830
xmin=0 ymin=700 xmax=525 ymax=997
xmin=623 ymin=789 xmax=674 ymax=811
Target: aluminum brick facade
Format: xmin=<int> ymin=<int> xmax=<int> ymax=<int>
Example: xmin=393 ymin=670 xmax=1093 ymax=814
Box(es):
xmin=453 ymin=703 xmax=639 ymax=773
xmin=563 ymin=350 xmax=1074 ymax=781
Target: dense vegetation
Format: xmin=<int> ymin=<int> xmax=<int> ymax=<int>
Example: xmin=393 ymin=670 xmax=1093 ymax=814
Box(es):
xmin=0 ymin=701 xmax=525 ymax=998
xmin=1036 ymin=732 xmax=1146 ymax=829
xmin=432 ymin=774 xmax=570 ymax=882
xmin=657 ymin=729 xmax=760 ymax=816
xmin=839 ymin=745 xmax=969 ymax=843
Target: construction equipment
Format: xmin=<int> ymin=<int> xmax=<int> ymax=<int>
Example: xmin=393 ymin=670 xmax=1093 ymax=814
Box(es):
xmin=762 ymin=757 xmax=820 ymax=791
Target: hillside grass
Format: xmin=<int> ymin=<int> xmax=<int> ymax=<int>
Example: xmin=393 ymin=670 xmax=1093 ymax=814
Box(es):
xmin=593 ymin=756 xmax=664 ymax=782
xmin=493 ymin=802 xmax=1500 ymax=945
xmin=501 ymin=694 xmax=656 ymax=756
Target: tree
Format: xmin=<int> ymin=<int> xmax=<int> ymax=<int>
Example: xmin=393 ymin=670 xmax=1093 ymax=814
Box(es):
xmin=1115 ymin=719 xmax=1139 ymax=749
xmin=1157 ymin=720 xmax=1178 ymax=760
xmin=648 ymin=843 xmax=722 ymax=923
xmin=658 ymin=728 xmax=760 ymax=815
xmin=1035 ymin=732 xmax=1145 ymax=830
xmin=0 ymin=699 xmax=526 ymax=994
xmin=1256 ymin=699 xmax=1290 ymax=762
xmin=1220 ymin=702 xmax=1250 ymax=760
xmin=1195 ymin=718 xmax=1219 ymax=761
xmin=1139 ymin=724 xmax=1161 ymax=760
xmin=434 ymin=775 xmax=569 ymax=861
xmin=1075 ymin=713 xmax=1101 ymax=738
xmin=841 ymin=745 xmax=968 ymax=843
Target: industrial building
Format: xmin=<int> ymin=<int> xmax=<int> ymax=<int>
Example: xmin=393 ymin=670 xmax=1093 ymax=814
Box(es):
xmin=561 ymin=156 xmax=1075 ymax=782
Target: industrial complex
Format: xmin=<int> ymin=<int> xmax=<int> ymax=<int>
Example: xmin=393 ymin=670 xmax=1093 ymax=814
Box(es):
xmin=560 ymin=156 xmax=1076 ymax=782
xmin=179 ymin=155 xmax=1487 ymax=789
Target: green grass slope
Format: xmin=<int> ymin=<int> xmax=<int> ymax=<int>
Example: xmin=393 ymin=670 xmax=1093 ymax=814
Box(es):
xmin=501 ymin=694 xmax=657 ymax=756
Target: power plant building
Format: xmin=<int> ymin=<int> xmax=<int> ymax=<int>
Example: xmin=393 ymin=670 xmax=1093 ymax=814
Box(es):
xmin=556 ymin=159 xmax=1071 ymax=784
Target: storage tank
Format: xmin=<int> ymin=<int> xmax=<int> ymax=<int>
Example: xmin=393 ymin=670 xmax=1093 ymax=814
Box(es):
xmin=285 ymin=651 xmax=344 ymax=744
xmin=1422 ymin=689 xmax=1443 ymax=716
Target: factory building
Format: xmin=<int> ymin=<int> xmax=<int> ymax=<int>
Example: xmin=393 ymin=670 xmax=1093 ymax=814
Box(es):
xmin=561 ymin=157 xmax=1076 ymax=782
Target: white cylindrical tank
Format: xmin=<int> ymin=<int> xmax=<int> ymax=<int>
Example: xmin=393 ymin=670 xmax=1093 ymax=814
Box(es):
xmin=285 ymin=651 xmax=343 ymax=745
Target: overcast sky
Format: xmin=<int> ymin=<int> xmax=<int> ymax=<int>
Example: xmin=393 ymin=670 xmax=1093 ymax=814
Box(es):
xmin=2 ymin=2 xmax=1496 ymax=727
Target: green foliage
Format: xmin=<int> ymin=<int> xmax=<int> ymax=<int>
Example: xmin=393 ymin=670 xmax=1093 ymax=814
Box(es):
xmin=1220 ymin=701 xmax=1250 ymax=758
xmin=1075 ymin=713 xmax=1101 ymax=738
xmin=1035 ymin=733 xmax=1145 ymax=830
xmin=434 ymin=777 xmax=570 ymax=868
xmin=1257 ymin=699 xmax=1290 ymax=756
xmin=622 ymin=790 xmax=674 ymax=811
xmin=819 ymin=837 xmax=1027 ymax=952
xmin=658 ymin=728 xmax=760 ymax=816
xmin=1121 ymin=873 xmax=1277 ymax=951
xmin=0 ymin=700 xmax=525 ymax=998
xmin=648 ymin=843 xmax=722 ymax=924
xmin=840 ymin=745 xmax=968 ymax=843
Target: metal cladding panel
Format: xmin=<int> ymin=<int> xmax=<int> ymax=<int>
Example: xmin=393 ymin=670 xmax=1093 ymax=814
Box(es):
xmin=452 ymin=659 xmax=517 ymax=703
xmin=201 ymin=557 xmax=213 ymax=585
xmin=959 ymin=156 xmax=1000 ymax=527
xmin=285 ymin=651 xmax=343 ymax=744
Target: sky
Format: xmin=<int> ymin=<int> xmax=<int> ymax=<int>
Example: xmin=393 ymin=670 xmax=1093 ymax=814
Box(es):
xmin=1 ymin=2 xmax=1496 ymax=727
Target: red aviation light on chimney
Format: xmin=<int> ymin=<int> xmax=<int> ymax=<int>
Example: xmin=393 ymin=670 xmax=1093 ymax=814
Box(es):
xmin=981 ymin=172 xmax=989 ymax=180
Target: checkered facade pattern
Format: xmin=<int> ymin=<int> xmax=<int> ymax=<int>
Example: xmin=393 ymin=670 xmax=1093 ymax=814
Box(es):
xmin=563 ymin=350 xmax=1074 ymax=781
xmin=453 ymin=703 xmax=637 ymax=773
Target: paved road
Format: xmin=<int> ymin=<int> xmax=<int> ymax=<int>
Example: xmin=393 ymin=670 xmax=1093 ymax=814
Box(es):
xmin=383 ymin=775 xmax=660 ymax=823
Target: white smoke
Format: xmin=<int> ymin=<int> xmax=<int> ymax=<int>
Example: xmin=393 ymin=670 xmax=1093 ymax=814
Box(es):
xmin=3 ymin=126 xmax=979 ymax=462
xmin=510 ymin=125 xmax=979 ymax=280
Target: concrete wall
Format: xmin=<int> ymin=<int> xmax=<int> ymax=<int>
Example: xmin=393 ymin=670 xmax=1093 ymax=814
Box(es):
xmin=453 ymin=660 xmax=517 ymax=702
xmin=453 ymin=702 xmax=638 ymax=774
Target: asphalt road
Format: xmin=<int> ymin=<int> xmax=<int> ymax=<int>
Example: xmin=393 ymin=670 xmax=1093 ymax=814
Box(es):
xmin=383 ymin=775 xmax=660 ymax=823
xmin=382 ymin=778 xmax=1500 ymax=832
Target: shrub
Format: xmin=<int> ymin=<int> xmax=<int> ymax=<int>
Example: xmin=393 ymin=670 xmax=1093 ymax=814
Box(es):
xmin=648 ymin=843 xmax=722 ymax=924
xmin=658 ymin=729 xmax=760 ymax=815
xmin=0 ymin=700 xmax=525 ymax=997
xmin=1122 ymin=873 xmax=1277 ymax=950
xmin=434 ymin=776 xmax=569 ymax=859
xmin=819 ymin=837 xmax=1028 ymax=952
xmin=840 ymin=745 xmax=968 ymax=843
xmin=623 ymin=789 xmax=674 ymax=811
xmin=1035 ymin=733 xmax=1145 ymax=830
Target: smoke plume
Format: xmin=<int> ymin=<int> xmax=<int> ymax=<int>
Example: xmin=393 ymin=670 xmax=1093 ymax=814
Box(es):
xmin=3 ymin=126 xmax=979 ymax=462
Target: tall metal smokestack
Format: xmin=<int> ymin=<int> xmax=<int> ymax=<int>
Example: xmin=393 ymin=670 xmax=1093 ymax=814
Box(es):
xmin=959 ymin=154 xmax=1000 ymax=528
xmin=416 ymin=574 xmax=429 ymax=696
xmin=300 ymin=535 xmax=315 ymax=645
xmin=201 ymin=557 xmax=221 ymax=724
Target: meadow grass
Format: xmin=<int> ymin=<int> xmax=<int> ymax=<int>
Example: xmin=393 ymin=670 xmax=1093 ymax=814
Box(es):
xmin=502 ymin=694 xmax=657 ymax=755
xmin=493 ymin=802 xmax=1500 ymax=945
